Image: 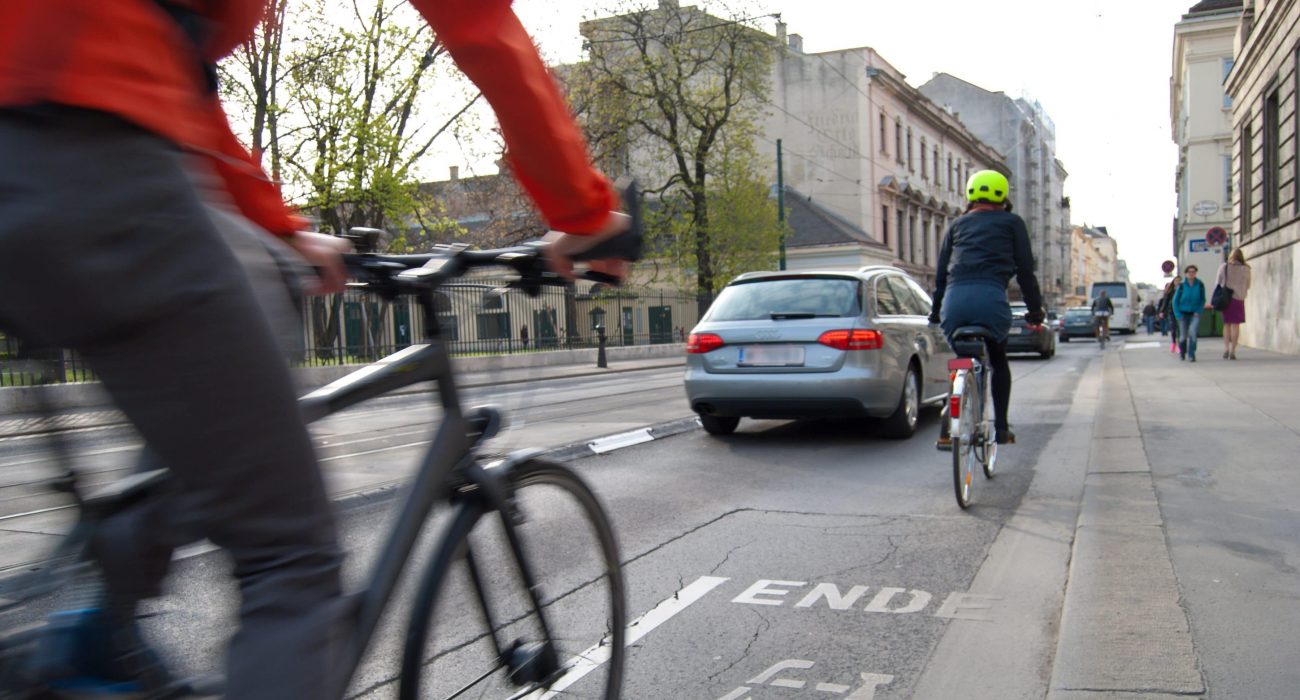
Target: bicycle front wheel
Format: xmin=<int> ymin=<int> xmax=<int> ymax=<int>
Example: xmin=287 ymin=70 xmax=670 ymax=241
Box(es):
xmin=399 ymin=458 xmax=626 ymax=700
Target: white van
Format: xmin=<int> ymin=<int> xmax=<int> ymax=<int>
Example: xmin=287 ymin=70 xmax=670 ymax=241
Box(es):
xmin=1089 ymin=281 xmax=1138 ymax=334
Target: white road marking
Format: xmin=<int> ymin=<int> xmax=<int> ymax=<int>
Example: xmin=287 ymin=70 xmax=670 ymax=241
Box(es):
xmin=587 ymin=428 xmax=654 ymax=454
xmin=1124 ymin=341 xmax=1163 ymax=350
xmin=531 ymin=575 xmax=729 ymax=698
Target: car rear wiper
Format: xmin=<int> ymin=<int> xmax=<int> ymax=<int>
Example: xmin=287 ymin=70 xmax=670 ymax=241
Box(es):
xmin=769 ymin=311 xmax=816 ymax=320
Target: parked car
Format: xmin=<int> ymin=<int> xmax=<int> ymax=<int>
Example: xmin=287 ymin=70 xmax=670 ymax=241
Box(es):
xmin=1006 ymin=303 xmax=1055 ymax=358
xmin=684 ymin=267 xmax=953 ymax=439
xmin=1058 ymin=306 xmax=1098 ymax=342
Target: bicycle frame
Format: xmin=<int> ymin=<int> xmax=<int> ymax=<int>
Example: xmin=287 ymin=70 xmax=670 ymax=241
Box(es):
xmin=296 ymin=284 xmax=529 ymax=697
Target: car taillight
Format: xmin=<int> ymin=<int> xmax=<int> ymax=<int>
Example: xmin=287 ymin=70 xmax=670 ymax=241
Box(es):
xmin=686 ymin=332 xmax=724 ymax=354
xmin=817 ymin=329 xmax=883 ymax=351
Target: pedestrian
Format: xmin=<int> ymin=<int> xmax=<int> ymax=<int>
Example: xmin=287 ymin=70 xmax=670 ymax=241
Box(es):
xmin=1157 ymin=276 xmax=1181 ymax=349
xmin=1142 ymin=300 xmax=1157 ymax=335
xmin=520 ymin=323 xmax=529 ymax=349
xmin=1215 ymin=249 xmax=1251 ymax=359
xmin=1172 ymin=265 xmax=1207 ymax=362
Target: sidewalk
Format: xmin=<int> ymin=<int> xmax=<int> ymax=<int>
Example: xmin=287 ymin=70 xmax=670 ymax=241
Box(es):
xmin=1050 ymin=342 xmax=1300 ymax=698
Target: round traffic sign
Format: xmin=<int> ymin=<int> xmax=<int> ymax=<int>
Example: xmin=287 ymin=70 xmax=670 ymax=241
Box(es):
xmin=1206 ymin=227 xmax=1228 ymax=246
xmin=1162 ymin=260 xmax=1175 ymax=274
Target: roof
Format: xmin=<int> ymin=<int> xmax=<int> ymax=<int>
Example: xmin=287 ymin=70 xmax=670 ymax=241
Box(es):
xmin=782 ymin=187 xmax=891 ymax=252
xmin=1184 ymin=0 xmax=1242 ymax=17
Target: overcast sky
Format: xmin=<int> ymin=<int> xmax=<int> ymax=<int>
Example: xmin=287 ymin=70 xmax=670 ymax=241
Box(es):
xmin=494 ymin=1 xmax=1195 ymax=287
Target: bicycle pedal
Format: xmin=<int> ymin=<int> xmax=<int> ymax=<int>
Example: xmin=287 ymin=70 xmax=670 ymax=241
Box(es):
xmin=505 ymin=640 xmax=557 ymax=686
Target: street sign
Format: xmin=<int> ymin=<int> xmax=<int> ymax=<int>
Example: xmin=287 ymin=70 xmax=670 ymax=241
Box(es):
xmin=1189 ymin=238 xmax=1209 ymax=253
xmin=1206 ymin=227 xmax=1228 ymax=246
xmin=1193 ymin=200 xmax=1220 ymax=217
xmin=1162 ymin=260 xmax=1175 ymax=274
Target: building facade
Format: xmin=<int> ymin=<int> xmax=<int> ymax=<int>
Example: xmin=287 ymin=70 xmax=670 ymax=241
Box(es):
xmin=761 ymin=33 xmax=1008 ymax=289
xmin=1225 ymin=0 xmax=1300 ymax=353
xmin=918 ymin=74 xmax=1073 ymax=309
xmin=1172 ymin=0 xmax=1243 ymax=288
xmin=1067 ymin=225 xmax=1119 ymax=307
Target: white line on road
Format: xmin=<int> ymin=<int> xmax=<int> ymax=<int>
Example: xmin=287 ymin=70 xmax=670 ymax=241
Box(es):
xmin=587 ymin=428 xmax=654 ymax=454
xmin=529 ymin=575 xmax=730 ymax=699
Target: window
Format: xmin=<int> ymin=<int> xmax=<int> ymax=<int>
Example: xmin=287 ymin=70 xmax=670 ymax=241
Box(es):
xmin=879 ymin=112 xmax=888 ymax=154
xmin=907 ymin=212 xmax=917 ymax=261
xmin=947 ymin=155 xmax=954 ymax=191
xmin=1263 ymin=88 xmax=1280 ymax=222
xmin=706 ymin=278 xmax=862 ymax=321
xmin=903 ymin=277 xmax=933 ymax=315
xmin=920 ymin=138 xmax=928 ymax=179
xmin=886 ymin=276 xmax=927 ymax=316
xmin=896 ymin=209 xmax=905 ymax=255
xmin=921 ymin=214 xmax=931 ymax=265
xmin=1240 ymin=122 xmax=1253 ymax=234
xmin=881 ymin=205 xmax=890 ymax=246
xmin=934 ymin=146 xmax=941 ymax=185
xmin=1222 ymin=58 xmax=1235 ymax=109
xmin=874 ymin=277 xmax=903 ymax=316
xmin=1223 ymin=154 xmax=1232 ymax=206
xmin=907 ymin=128 xmax=914 ymax=172
xmin=895 ymin=119 xmax=903 ymax=163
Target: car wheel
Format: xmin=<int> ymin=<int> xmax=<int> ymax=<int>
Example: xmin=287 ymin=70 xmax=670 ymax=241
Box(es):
xmin=880 ymin=365 xmax=920 ymax=439
xmin=698 ymin=414 xmax=740 ymax=436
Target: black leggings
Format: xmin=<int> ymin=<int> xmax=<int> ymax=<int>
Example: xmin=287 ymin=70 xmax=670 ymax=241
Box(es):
xmin=987 ymin=340 xmax=1012 ymax=432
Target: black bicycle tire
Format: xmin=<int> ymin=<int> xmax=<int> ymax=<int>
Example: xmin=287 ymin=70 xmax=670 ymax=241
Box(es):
xmin=398 ymin=458 xmax=626 ymax=700
xmin=952 ymin=379 xmax=974 ymax=509
xmin=982 ymin=372 xmax=997 ymax=479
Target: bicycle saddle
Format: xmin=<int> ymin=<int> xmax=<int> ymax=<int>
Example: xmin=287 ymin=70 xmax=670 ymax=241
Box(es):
xmin=950 ymin=326 xmax=997 ymax=359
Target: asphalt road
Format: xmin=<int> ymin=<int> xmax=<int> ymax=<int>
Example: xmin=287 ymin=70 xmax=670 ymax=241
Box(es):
xmin=8 ymin=342 xmax=1093 ymax=697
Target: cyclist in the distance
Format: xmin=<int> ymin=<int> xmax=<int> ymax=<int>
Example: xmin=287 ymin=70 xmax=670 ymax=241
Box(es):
xmin=1092 ymin=290 xmax=1114 ymax=343
xmin=0 ymin=1 xmax=632 ymax=697
xmin=930 ymin=170 xmax=1045 ymax=446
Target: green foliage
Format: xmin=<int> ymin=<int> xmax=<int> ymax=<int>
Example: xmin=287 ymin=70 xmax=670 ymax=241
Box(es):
xmin=575 ymin=2 xmax=778 ymax=299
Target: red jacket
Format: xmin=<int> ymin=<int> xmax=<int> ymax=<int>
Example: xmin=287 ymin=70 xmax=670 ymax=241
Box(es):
xmin=0 ymin=0 xmax=613 ymax=237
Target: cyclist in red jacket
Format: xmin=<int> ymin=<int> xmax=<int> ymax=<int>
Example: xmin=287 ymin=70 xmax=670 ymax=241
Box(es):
xmin=0 ymin=1 xmax=629 ymax=696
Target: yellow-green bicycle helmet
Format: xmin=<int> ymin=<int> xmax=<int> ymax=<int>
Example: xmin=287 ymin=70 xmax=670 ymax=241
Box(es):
xmin=965 ymin=170 xmax=1009 ymax=204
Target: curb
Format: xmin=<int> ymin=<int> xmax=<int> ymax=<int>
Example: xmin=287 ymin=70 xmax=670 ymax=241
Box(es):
xmin=330 ymin=415 xmax=702 ymax=513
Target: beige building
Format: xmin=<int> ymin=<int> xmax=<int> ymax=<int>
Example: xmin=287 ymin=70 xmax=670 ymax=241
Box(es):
xmin=1225 ymin=0 xmax=1300 ymax=353
xmin=1066 ymin=225 xmax=1119 ymax=307
xmin=764 ymin=31 xmax=1007 ymax=290
xmin=1171 ymin=0 xmax=1243 ymax=284
xmin=919 ymin=75 xmax=1074 ymax=309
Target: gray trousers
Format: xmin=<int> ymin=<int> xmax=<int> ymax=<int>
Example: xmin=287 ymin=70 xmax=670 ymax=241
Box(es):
xmin=0 ymin=107 xmax=343 ymax=698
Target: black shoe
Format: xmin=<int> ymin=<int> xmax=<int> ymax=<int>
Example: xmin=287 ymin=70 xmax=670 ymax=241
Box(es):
xmin=995 ymin=427 xmax=1016 ymax=445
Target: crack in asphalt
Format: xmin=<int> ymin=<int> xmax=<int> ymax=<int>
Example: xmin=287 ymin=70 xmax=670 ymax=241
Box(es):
xmin=705 ymin=606 xmax=772 ymax=684
xmin=709 ymin=539 xmax=754 ymax=576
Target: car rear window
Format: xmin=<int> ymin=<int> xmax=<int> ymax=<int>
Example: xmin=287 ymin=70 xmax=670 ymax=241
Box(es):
xmin=1066 ymin=309 xmax=1091 ymax=319
xmin=706 ymin=277 xmax=862 ymax=321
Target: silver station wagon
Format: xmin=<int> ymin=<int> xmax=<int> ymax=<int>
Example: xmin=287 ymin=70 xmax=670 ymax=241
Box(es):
xmin=684 ymin=267 xmax=954 ymax=438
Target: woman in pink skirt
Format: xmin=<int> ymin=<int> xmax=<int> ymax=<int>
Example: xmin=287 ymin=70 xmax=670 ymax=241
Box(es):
xmin=1216 ymin=248 xmax=1251 ymax=359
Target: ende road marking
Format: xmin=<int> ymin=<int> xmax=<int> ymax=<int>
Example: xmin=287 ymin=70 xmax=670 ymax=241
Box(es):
xmin=528 ymin=575 xmax=729 ymax=699
xmin=732 ymin=579 xmax=1000 ymax=621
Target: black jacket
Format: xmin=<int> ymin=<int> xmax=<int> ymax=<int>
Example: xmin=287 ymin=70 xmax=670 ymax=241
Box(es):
xmin=933 ymin=209 xmax=1043 ymax=317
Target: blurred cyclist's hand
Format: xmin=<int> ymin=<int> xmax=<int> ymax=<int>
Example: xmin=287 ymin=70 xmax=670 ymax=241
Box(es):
xmin=543 ymin=212 xmax=631 ymax=282
xmin=287 ymin=232 xmax=352 ymax=295
xmin=927 ymin=312 xmax=941 ymax=326
xmin=1026 ymin=309 xmax=1045 ymax=326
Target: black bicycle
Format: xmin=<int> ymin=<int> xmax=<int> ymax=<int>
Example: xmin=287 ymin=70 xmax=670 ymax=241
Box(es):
xmin=0 ymin=215 xmax=642 ymax=698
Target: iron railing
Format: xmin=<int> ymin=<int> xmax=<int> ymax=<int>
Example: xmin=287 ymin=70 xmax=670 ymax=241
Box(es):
xmin=1 ymin=281 xmax=703 ymax=387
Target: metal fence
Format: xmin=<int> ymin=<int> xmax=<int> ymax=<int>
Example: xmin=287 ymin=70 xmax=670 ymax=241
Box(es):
xmin=1 ymin=281 xmax=703 ymax=387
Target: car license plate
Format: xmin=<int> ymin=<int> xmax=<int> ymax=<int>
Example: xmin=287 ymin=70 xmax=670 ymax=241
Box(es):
xmin=738 ymin=345 xmax=805 ymax=367
xmin=1013 ymin=327 xmax=1027 ymax=335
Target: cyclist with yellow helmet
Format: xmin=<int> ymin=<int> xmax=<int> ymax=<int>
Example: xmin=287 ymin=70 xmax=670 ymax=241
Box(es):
xmin=929 ymin=170 xmax=1044 ymax=445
